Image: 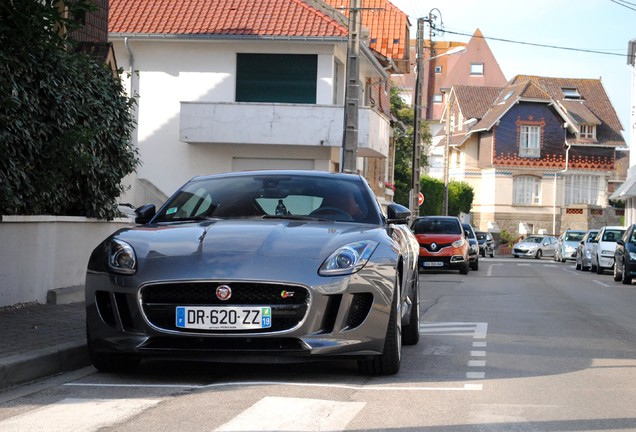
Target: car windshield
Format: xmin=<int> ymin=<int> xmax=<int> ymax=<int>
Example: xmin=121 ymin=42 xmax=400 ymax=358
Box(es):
xmin=412 ymin=218 xmax=462 ymax=235
xmin=563 ymin=232 xmax=585 ymax=242
xmin=462 ymin=225 xmax=475 ymax=238
xmin=602 ymin=229 xmax=625 ymax=242
xmin=153 ymin=174 xmax=381 ymax=224
xmin=475 ymin=232 xmax=487 ymax=240
xmin=524 ymin=236 xmax=544 ymax=243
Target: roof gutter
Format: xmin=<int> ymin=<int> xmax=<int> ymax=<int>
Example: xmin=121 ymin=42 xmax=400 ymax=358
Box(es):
xmin=110 ymin=33 xmax=348 ymax=43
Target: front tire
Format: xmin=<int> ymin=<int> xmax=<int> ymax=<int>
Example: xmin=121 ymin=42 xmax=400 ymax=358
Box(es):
xmin=622 ymin=262 xmax=633 ymax=285
xmin=535 ymin=250 xmax=542 ymax=259
xmin=614 ymin=262 xmax=621 ymax=281
xmin=358 ymin=276 xmax=402 ymax=375
xmin=402 ymin=275 xmax=420 ymax=346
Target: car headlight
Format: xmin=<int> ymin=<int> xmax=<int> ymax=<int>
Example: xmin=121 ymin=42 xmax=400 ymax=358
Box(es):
xmin=629 ymin=252 xmax=636 ymax=261
xmin=108 ymin=239 xmax=137 ymax=274
xmin=319 ymin=240 xmax=378 ymax=276
xmin=452 ymin=238 xmax=465 ymax=248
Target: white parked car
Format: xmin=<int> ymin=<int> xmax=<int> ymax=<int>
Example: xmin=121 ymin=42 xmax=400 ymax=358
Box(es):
xmin=590 ymin=226 xmax=626 ymax=274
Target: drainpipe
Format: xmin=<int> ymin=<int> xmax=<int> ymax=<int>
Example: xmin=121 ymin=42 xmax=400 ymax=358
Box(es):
xmin=124 ymin=37 xmax=138 ymax=148
xmin=553 ymin=140 xmax=571 ymax=234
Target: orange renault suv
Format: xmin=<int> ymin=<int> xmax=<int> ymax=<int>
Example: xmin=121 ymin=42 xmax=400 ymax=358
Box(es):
xmin=411 ymin=216 xmax=470 ymax=274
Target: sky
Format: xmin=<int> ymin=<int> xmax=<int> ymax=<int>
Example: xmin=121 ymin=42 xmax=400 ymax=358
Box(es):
xmin=389 ymin=0 xmax=635 ymax=147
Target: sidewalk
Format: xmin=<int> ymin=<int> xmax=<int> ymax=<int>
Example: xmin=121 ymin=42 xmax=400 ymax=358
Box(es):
xmin=0 ymin=300 xmax=89 ymax=391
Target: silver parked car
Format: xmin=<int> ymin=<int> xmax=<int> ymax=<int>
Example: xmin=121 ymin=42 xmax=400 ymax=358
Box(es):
xmin=555 ymin=229 xmax=586 ymax=262
xmin=512 ymin=235 xmax=557 ymax=259
xmin=85 ymin=170 xmax=420 ymax=375
xmin=575 ymin=229 xmax=599 ymax=271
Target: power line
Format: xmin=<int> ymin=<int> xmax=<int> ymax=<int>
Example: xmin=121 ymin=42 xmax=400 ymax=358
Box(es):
xmin=609 ymin=0 xmax=636 ymax=12
xmin=436 ymin=27 xmax=628 ymax=58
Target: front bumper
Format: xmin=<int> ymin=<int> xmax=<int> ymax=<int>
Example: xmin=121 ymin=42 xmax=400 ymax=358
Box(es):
xmin=598 ymin=255 xmax=615 ymax=269
xmin=85 ymin=271 xmax=394 ymax=363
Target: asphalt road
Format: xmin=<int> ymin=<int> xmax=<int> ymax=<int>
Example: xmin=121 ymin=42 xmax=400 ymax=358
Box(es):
xmin=2 ymin=257 xmax=636 ymax=431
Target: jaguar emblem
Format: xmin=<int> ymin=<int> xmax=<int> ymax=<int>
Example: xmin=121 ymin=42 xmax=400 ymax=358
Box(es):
xmin=216 ymin=285 xmax=232 ymax=301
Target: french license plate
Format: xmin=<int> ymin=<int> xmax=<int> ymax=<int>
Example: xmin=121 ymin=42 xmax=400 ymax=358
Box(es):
xmin=424 ymin=262 xmax=444 ymax=267
xmin=175 ymin=306 xmax=272 ymax=330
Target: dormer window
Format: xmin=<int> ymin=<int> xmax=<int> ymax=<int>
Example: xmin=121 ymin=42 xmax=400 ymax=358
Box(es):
xmin=470 ymin=63 xmax=484 ymax=75
xmin=580 ymin=124 xmax=596 ymax=139
xmin=499 ymin=90 xmax=514 ymax=104
xmin=562 ymin=87 xmax=582 ymax=99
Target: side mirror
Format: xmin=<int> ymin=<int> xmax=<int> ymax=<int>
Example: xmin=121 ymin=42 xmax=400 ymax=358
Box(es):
xmin=386 ymin=203 xmax=410 ymax=225
xmin=617 ymin=239 xmax=625 ymax=246
xmin=135 ymin=203 xmax=156 ymax=224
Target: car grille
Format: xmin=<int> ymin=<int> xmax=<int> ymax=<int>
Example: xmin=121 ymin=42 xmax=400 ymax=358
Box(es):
xmin=140 ymin=281 xmax=310 ymax=334
xmin=420 ymin=242 xmax=453 ymax=253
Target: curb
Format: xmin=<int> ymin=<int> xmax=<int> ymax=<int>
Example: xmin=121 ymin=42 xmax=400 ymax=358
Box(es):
xmin=0 ymin=340 xmax=89 ymax=391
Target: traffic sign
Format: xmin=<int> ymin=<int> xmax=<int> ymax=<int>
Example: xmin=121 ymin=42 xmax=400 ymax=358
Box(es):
xmin=418 ymin=192 xmax=424 ymax=206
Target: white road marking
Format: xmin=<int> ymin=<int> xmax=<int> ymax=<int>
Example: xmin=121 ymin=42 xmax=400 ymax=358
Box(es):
xmin=468 ymin=360 xmax=487 ymax=367
xmin=215 ymin=397 xmax=364 ymax=431
xmin=0 ymin=398 xmax=160 ymax=432
xmin=473 ymin=341 xmax=487 ymax=348
xmin=470 ymin=351 xmax=486 ymax=357
xmin=466 ymin=372 xmax=486 ymax=379
xmin=67 ymin=381 xmax=481 ymax=392
xmin=594 ymin=279 xmax=611 ymax=287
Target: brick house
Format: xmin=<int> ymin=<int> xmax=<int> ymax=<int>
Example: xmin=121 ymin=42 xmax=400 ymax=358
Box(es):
xmin=442 ymin=75 xmax=627 ymax=236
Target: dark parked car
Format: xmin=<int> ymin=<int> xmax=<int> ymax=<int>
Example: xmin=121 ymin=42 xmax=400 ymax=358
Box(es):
xmin=85 ymin=170 xmax=420 ymax=375
xmin=462 ymin=223 xmax=479 ymax=270
xmin=613 ymin=224 xmax=636 ymax=284
xmin=411 ymin=216 xmax=470 ymax=274
xmin=475 ymin=231 xmax=495 ymax=257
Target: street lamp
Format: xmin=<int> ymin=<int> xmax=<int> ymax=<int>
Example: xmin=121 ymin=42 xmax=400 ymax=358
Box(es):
xmin=413 ymin=44 xmax=465 ymax=217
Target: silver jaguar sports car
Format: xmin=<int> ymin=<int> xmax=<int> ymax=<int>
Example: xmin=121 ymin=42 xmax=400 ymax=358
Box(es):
xmin=86 ymin=170 xmax=420 ymax=375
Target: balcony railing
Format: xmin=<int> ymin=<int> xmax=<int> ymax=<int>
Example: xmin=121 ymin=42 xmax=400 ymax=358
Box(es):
xmin=179 ymin=102 xmax=389 ymax=158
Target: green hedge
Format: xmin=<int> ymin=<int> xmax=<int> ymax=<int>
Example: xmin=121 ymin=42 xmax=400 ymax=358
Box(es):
xmin=0 ymin=0 xmax=139 ymax=220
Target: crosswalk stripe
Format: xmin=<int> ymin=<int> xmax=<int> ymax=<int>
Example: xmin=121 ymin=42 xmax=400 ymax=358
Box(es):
xmin=215 ymin=397 xmax=365 ymax=431
xmin=0 ymin=398 xmax=160 ymax=432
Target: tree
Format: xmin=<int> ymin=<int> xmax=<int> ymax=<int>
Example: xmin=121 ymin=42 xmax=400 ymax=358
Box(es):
xmin=389 ymin=87 xmax=431 ymax=207
xmin=0 ymin=0 xmax=139 ymax=220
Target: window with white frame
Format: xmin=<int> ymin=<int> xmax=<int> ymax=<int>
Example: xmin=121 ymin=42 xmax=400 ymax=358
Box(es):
xmin=580 ymin=124 xmax=596 ymax=139
xmin=434 ymin=65 xmax=442 ymax=74
xmin=433 ymin=94 xmax=443 ymax=103
xmin=513 ymin=175 xmax=541 ymax=205
xmin=565 ymin=174 xmax=600 ymax=205
xmin=519 ymin=125 xmax=541 ymax=157
xmin=470 ymin=63 xmax=484 ymax=75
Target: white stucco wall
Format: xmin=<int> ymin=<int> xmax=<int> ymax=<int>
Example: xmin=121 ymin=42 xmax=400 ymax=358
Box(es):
xmin=112 ymin=39 xmax=371 ymax=206
xmin=0 ymin=217 xmax=131 ymax=306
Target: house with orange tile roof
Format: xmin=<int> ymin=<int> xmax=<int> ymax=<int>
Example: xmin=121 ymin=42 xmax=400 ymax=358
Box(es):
xmin=441 ymin=75 xmax=627 ymax=236
xmin=108 ymin=0 xmax=410 ymax=207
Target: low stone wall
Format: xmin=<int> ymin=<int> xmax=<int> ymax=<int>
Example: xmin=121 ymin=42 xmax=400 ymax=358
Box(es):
xmin=0 ymin=216 xmax=132 ymax=307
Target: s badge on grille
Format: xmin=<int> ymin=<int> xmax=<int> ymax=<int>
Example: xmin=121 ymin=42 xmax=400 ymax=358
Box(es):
xmin=431 ymin=242 xmax=438 ymax=251
xmin=216 ymin=285 xmax=232 ymax=301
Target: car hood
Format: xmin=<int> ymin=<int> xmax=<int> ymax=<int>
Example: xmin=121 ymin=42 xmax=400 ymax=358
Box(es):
xmin=514 ymin=241 xmax=542 ymax=248
xmin=116 ymin=219 xmax=384 ymax=258
xmin=104 ymin=219 xmax=392 ymax=282
xmin=413 ymin=233 xmax=462 ymax=243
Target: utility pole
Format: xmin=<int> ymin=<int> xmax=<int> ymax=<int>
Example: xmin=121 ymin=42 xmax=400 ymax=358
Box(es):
xmin=341 ymin=0 xmax=361 ymax=174
xmin=411 ymin=17 xmax=425 ymax=217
